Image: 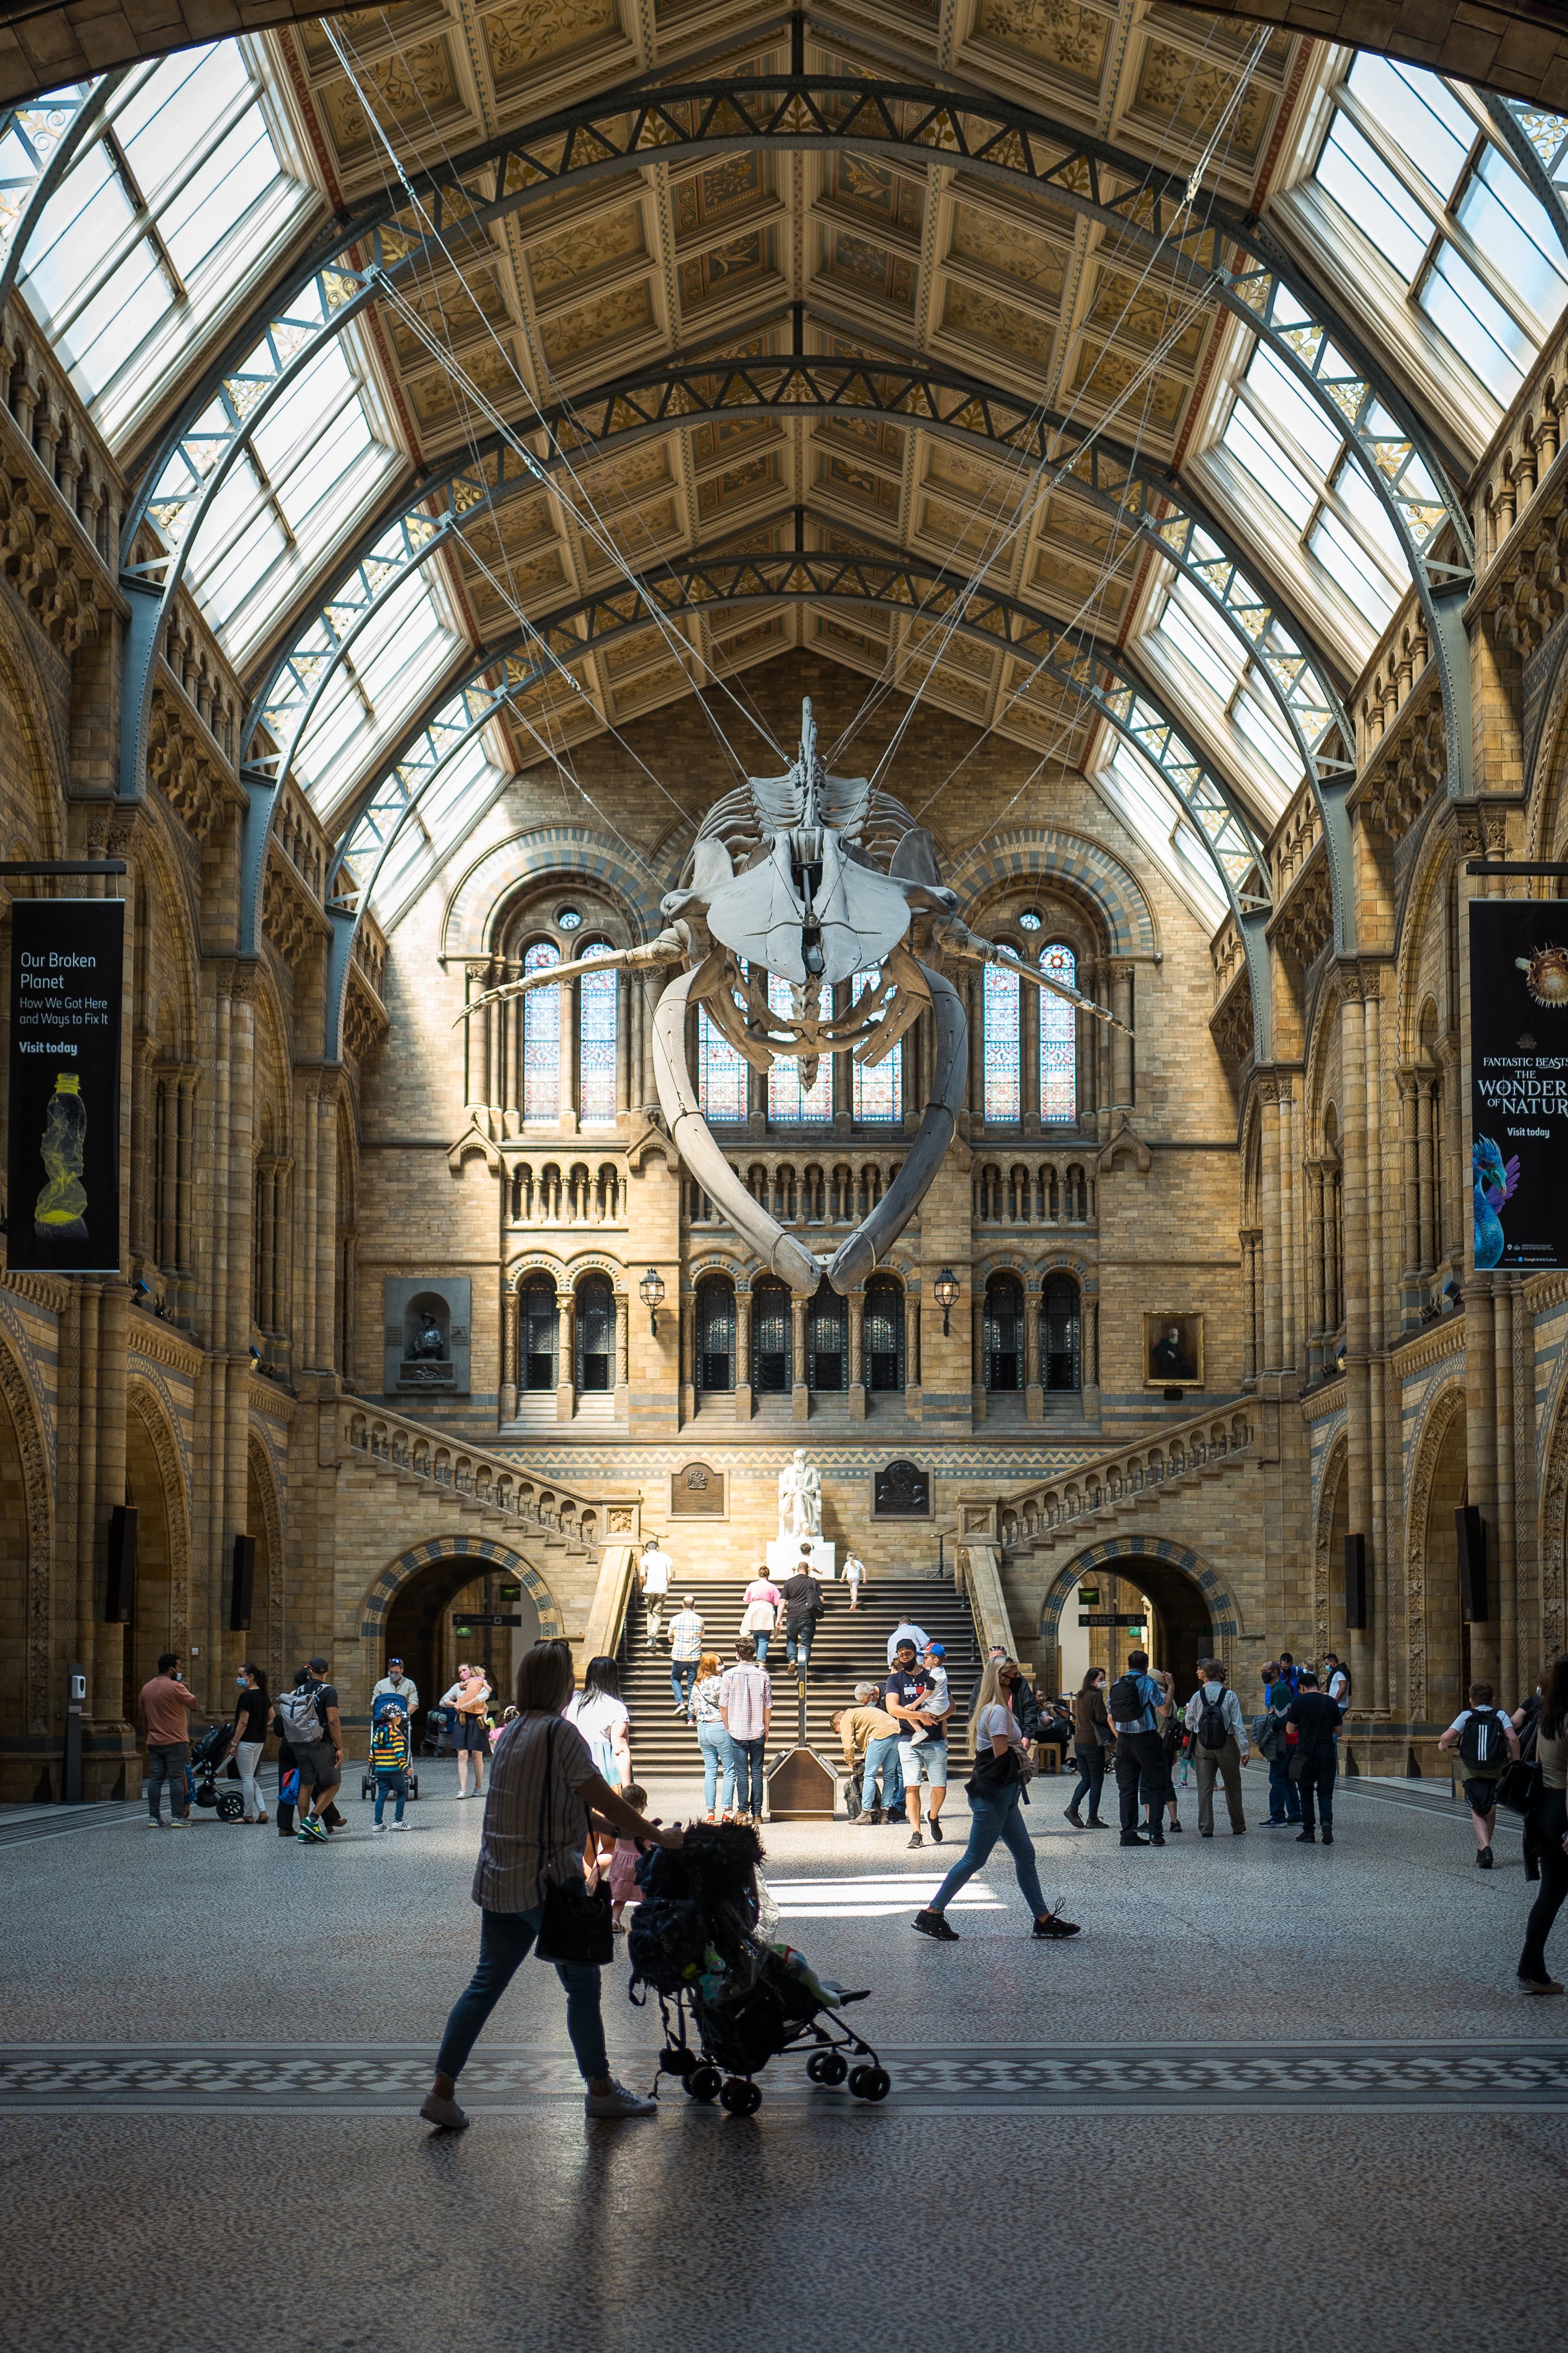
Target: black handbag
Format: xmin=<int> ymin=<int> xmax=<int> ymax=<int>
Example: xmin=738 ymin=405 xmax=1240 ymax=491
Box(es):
xmin=1286 ymin=1741 xmax=1316 ymax=1783
xmin=533 ymin=1725 xmax=615 ymax=1966
xmin=1493 ymin=1756 xmax=1544 ymax=1817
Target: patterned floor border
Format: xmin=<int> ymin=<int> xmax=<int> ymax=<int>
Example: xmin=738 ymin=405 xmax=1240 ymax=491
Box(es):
xmin=3 ymin=2040 xmax=1566 ymax=2113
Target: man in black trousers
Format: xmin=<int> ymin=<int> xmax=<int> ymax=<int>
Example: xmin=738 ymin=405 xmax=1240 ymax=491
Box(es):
xmin=1108 ymin=1649 xmax=1174 ymax=1847
xmin=1285 ymin=1670 xmax=1344 ymax=1844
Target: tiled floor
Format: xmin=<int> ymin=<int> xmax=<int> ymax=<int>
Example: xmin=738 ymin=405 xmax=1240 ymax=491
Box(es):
xmin=5 ymin=1759 xmax=1564 ymax=2350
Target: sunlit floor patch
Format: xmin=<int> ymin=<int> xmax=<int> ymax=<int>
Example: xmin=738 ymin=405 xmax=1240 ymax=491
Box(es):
xmin=764 ymin=1875 xmax=1004 ymax=1917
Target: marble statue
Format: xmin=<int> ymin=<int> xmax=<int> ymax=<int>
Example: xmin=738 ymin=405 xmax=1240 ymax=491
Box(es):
xmin=778 ymin=1447 xmax=823 ymax=1541
xmin=457 ymin=699 xmax=1129 ymax=1294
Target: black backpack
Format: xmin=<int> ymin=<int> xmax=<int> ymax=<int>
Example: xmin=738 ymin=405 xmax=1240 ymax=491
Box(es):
xmin=1458 ymin=1709 xmax=1509 ymax=1773
xmin=1196 ymin=1689 xmax=1230 ymax=1750
xmin=1107 ymin=1673 xmax=1145 ymax=1724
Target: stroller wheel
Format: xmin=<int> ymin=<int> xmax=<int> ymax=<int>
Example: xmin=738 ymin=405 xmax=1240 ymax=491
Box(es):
xmin=686 ymin=2065 xmax=722 ymax=2103
xmin=720 ymin=2078 xmax=761 ymax=2116
xmin=814 ymin=2051 xmax=849 ymax=2086
xmin=659 ymin=2047 xmax=697 ymax=2078
xmin=215 ymin=1791 xmax=245 ymax=1823
xmin=850 ymin=2065 xmax=891 ymax=2102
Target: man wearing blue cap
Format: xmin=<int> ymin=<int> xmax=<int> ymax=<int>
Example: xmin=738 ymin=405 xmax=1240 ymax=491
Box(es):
xmin=890 ymin=1640 xmax=951 ymax=1849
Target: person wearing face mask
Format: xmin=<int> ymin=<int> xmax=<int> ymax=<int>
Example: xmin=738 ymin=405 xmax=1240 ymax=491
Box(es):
xmin=372 ymin=1657 xmax=421 ymax=1746
xmin=226 ymin=1664 xmax=272 ymax=1824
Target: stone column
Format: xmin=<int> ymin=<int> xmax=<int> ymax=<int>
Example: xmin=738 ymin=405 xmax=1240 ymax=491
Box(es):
xmin=616 ymin=972 xmax=631 ymax=1121
xmin=1020 ymin=979 xmax=1039 ymax=1134
xmin=499 ymin=1282 xmax=518 ymax=1423
xmin=129 ymin=1033 xmax=155 ymax=1264
xmin=1110 ymin=965 xmax=1135 ymax=1113
xmin=613 ymin=1290 xmax=629 ymax=1424
xmin=1305 ymin=1171 xmax=1325 ymax=1383
xmin=680 ymin=1288 xmax=696 ymax=1425
xmin=556 ymin=1289 xmax=575 ymax=1424
xmin=791 ymin=1291 xmax=809 ymax=1423
xmin=1339 ymin=975 xmax=1374 ymax=1703
xmin=558 ymin=973 xmax=578 ymax=1134
xmin=1260 ymin=1079 xmax=1283 ymax=1378
xmin=1494 ymin=1280 xmax=1519 ymax=1702
xmin=734 ymin=1290 xmax=752 ymax=1424
xmin=1416 ymin=1074 xmax=1436 ymax=1276
xmin=1025 ymin=1277 xmax=1043 ymax=1423
xmin=971 ymin=1294 xmax=986 ymax=1425
xmin=966 ymin=973 xmax=984 ymax=1127
xmin=1398 ymin=1068 xmax=1421 ymax=1316
xmin=849 ymin=1289 xmax=866 ymax=1421
xmin=907 ymin=1291 xmax=923 ymax=1420
xmin=312 ymin=1088 xmax=338 ymax=1375
xmin=1081 ymin=1288 xmax=1099 ymax=1421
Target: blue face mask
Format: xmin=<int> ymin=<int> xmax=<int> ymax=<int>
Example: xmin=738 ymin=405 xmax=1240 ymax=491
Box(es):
xmin=236 ymin=1675 xmax=248 ymax=1688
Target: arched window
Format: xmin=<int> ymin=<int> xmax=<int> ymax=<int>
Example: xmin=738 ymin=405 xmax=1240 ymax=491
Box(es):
xmin=1043 ymin=1271 xmax=1080 ymax=1390
xmin=851 ymin=967 xmax=901 ymax=1122
xmin=983 ymin=961 xmax=1020 ymax=1122
xmin=808 ymin=1279 xmax=846 ymax=1390
xmin=520 ymin=1277 xmax=557 ymax=1390
xmin=865 ymin=1277 xmax=904 ymax=1391
xmin=768 ymin=974 xmax=832 ymax=1122
xmin=579 ymin=944 xmax=617 ymax=1126
xmin=752 ymin=1278 xmax=791 ymax=1392
xmin=523 ymin=941 xmax=560 ymax=1122
xmin=1039 ymin=942 xmax=1077 ymax=1125
xmin=698 ymin=1003 xmax=748 ymax=1121
xmin=575 ymin=1274 xmax=613 ymax=1391
xmin=984 ymin=1273 xmax=1024 ymax=1390
xmin=696 ymin=1275 xmax=736 ymax=1392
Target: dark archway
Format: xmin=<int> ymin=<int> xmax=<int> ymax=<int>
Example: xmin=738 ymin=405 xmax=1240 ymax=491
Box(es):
xmin=381 ymin=1554 xmax=542 ymax=1744
xmin=1125 ymin=1555 xmax=1216 ymax=1705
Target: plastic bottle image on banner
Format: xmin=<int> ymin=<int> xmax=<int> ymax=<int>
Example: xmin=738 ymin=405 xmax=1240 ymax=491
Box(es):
xmin=1469 ymin=896 xmax=1568 ymax=1271
xmin=5 ymin=897 xmax=123 ymax=1274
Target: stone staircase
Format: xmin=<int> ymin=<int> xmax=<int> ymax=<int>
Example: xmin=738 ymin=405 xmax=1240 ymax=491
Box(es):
xmin=968 ymin=1401 xmax=1259 ymax=1569
xmin=615 ymin=1577 xmax=982 ymax=1780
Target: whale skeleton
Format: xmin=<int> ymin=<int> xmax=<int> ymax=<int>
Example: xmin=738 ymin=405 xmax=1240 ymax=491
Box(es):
xmin=456 ymin=698 xmax=1131 ymax=1295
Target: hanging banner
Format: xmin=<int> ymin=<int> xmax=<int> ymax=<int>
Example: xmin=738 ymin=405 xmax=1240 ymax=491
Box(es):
xmin=6 ymin=897 xmax=124 ymax=1274
xmin=1470 ymin=897 xmax=1568 ymax=1271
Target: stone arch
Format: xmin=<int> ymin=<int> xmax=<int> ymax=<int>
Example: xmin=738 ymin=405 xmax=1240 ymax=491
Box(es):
xmin=361 ymin=1537 xmax=564 ymax=1645
xmin=1404 ymin=1379 xmax=1467 ymax=1725
xmin=362 ymin=1537 xmax=565 ymax=1727
xmin=0 ymin=1325 xmax=52 ymax=1779
xmin=124 ymin=1378 xmax=193 ymax=1714
xmin=441 ymin=826 xmax=663 ymax=958
xmin=944 ymin=826 xmax=1158 ymax=957
xmin=1313 ymin=1429 xmax=1350 ymax=1670
xmin=246 ymin=1430 xmax=285 ymax=1690
xmin=1039 ymin=1537 xmax=1243 ymax=1698
xmin=562 ymin=1250 xmax=626 ymax=1287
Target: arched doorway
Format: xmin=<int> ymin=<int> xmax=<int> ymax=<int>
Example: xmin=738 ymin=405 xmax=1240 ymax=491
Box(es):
xmin=1043 ymin=1543 xmax=1236 ymax=1704
xmin=984 ymin=1274 xmax=1024 ymax=1391
xmin=381 ymin=1553 xmax=544 ymax=1740
xmin=696 ymin=1273 xmax=736 ymax=1395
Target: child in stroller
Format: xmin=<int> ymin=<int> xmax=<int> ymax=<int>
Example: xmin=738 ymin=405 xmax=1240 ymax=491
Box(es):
xmin=189 ymin=1723 xmax=246 ymax=1822
xmin=421 ymin=1703 xmax=456 ymax=1759
xmin=628 ymin=1822 xmax=889 ymax=2115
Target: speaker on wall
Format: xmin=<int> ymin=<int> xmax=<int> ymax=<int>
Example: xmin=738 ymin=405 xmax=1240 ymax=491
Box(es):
xmin=229 ymin=1533 xmax=256 ymax=1632
xmin=104 ymin=1505 xmax=137 ymax=1624
xmin=1456 ymin=1505 xmax=1489 ymax=1621
xmin=1344 ymin=1532 xmax=1367 ymax=1630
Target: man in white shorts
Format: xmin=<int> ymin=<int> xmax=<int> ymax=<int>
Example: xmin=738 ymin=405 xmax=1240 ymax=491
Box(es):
xmin=842 ymin=1552 xmax=866 ymax=1610
xmin=885 ymin=1639 xmax=950 ymax=1849
xmin=639 ymin=1536 xmax=672 ymax=1646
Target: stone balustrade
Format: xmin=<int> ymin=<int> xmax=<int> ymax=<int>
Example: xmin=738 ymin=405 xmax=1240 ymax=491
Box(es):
xmin=342 ymin=1399 xmax=630 ymax=1553
xmin=991 ymin=1406 xmax=1255 ymax=1545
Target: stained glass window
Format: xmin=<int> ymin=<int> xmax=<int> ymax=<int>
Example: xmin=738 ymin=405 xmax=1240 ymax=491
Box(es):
xmin=698 ymin=1005 xmax=748 ymax=1122
xmin=768 ymin=974 xmax=832 ymax=1122
xmin=1039 ymin=943 xmax=1077 ymax=1126
xmin=579 ymin=943 xmax=617 ymax=1126
xmin=851 ymin=967 xmax=901 ymax=1123
xmin=523 ymin=940 xmax=560 ymax=1122
xmin=983 ymin=961 xmax=1020 ymax=1123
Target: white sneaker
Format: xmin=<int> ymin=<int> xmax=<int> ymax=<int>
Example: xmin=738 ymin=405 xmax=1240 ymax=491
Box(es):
xmin=390 ymin=1818 xmax=408 ymax=1831
xmin=584 ymin=2080 xmax=658 ymax=2118
xmin=456 ymin=1790 xmax=471 ymax=1800
xmin=372 ymin=1820 xmax=386 ymax=1833
xmin=419 ymin=2090 xmax=469 ymax=2131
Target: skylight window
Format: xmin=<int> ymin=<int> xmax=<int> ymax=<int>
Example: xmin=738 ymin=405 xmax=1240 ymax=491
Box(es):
xmin=1313 ymin=52 xmax=1568 ymax=404
xmin=288 ymin=568 xmax=464 ymax=823
xmin=16 ymin=45 xmax=311 ymax=438
xmin=367 ymin=734 xmax=508 ymax=927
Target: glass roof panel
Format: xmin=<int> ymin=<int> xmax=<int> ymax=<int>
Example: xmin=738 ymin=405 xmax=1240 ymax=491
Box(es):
xmin=1345 ymin=51 xmax=1473 ymax=195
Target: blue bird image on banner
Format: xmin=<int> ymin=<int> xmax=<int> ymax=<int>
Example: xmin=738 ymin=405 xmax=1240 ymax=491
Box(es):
xmin=1473 ymin=1136 xmax=1521 ymax=1268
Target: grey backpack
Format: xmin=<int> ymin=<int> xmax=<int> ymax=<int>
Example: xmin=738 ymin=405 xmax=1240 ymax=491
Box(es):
xmin=277 ymin=1685 xmax=325 ymax=1747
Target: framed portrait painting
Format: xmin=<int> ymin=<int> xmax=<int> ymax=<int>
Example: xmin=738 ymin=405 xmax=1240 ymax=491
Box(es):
xmin=1143 ymin=1312 xmax=1203 ymax=1390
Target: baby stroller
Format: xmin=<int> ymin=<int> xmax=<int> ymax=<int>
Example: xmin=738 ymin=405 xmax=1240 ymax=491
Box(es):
xmin=189 ymin=1723 xmax=245 ymax=1822
xmin=628 ymin=1823 xmax=889 ymax=2116
xmin=421 ymin=1703 xmax=456 ymax=1759
xmin=360 ymin=1689 xmax=422 ymax=1802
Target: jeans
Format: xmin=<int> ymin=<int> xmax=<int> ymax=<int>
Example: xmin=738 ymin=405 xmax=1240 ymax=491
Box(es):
xmin=1296 ymin=1750 xmax=1337 ymax=1831
xmin=786 ymin=1626 xmax=812 ymax=1674
xmin=1267 ymin=1750 xmax=1303 ymax=1823
xmin=436 ymin=1905 xmax=608 ymax=2085
xmin=373 ymin=1769 xmax=408 ymax=1824
xmin=670 ymin=1657 xmax=698 ymax=1711
xmin=861 ymin=1732 xmax=902 ymax=1813
xmin=930 ymin=1784 xmax=1047 ymax=1919
xmin=732 ymin=1734 xmax=766 ymax=1816
xmin=1519 ymin=1791 xmax=1568 ymax=1981
xmin=1115 ymin=1730 xmax=1167 ymax=1834
xmin=1195 ymin=1736 xmax=1245 ymax=1833
xmin=146 ymin=1742 xmax=191 ymax=1821
xmin=752 ymin=1631 xmax=771 ymax=1666
xmin=698 ymin=1721 xmax=736 ymax=1814
xmin=234 ymin=1739 xmax=266 ymax=1818
xmin=1069 ymin=1742 xmax=1106 ymax=1818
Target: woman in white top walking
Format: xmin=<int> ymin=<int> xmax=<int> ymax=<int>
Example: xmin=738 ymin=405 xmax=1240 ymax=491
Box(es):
xmin=913 ymin=1658 xmax=1080 ymax=1944
xmin=566 ymin=1656 xmax=633 ymax=1788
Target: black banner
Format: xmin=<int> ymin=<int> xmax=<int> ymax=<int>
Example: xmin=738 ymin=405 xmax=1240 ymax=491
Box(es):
xmin=6 ymin=897 xmax=123 ymax=1273
xmin=1470 ymin=898 xmax=1568 ymax=1271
